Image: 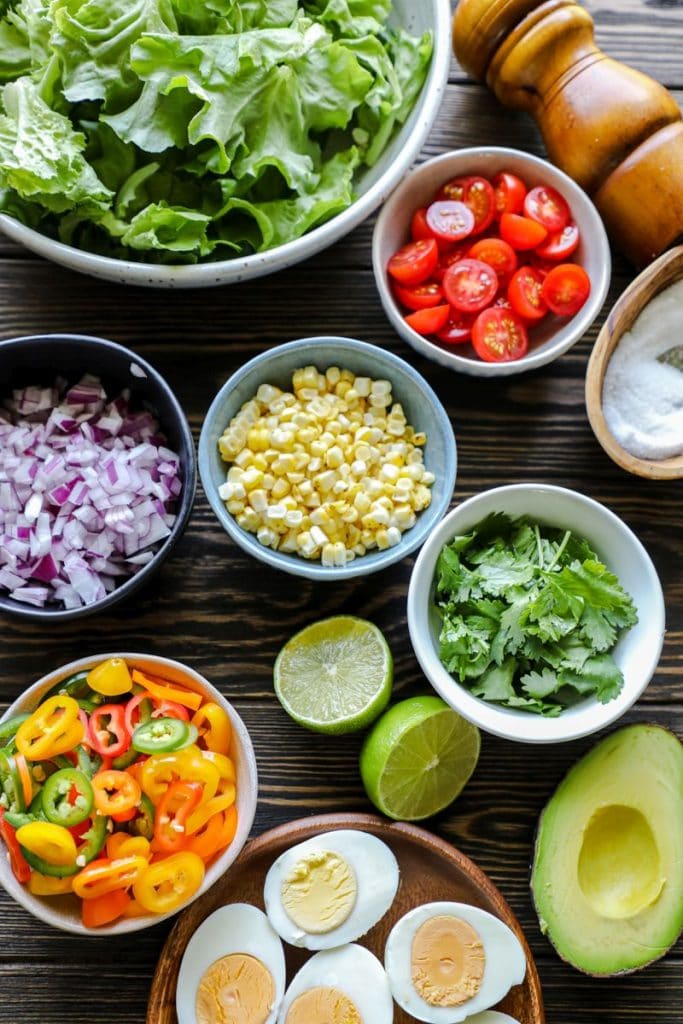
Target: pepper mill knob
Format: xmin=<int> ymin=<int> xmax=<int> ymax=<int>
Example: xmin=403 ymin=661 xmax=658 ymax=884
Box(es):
xmin=453 ymin=0 xmax=683 ymax=266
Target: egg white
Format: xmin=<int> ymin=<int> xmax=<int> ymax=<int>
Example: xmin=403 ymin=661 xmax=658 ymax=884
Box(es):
xmin=385 ymin=901 xmax=527 ymax=1024
xmin=264 ymin=829 xmax=400 ymax=949
xmin=276 ymin=944 xmax=393 ymax=1024
xmin=176 ymin=903 xmax=286 ymax=1024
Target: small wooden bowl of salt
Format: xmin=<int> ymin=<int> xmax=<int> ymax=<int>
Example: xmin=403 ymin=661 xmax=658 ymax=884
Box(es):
xmin=586 ymin=246 xmax=683 ymax=480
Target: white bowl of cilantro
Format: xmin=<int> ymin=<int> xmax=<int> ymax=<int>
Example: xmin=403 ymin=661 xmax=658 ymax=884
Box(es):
xmin=0 ymin=0 xmax=451 ymax=288
xmin=407 ymin=484 xmax=665 ymax=743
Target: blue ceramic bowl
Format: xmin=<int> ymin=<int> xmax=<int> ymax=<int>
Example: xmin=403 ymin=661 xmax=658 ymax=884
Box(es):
xmin=199 ymin=336 xmax=457 ymax=580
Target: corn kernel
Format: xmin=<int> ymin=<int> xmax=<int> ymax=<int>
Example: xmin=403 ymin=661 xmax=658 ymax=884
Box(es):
xmin=248 ymin=489 xmax=268 ymax=513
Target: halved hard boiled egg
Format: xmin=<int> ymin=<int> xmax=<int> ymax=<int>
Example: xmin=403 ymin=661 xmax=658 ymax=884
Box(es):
xmin=264 ymin=829 xmax=399 ymax=949
xmin=277 ymin=944 xmax=393 ymax=1024
xmin=385 ymin=901 xmax=526 ymax=1023
xmin=465 ymin=1014 xmax=522 ymax=1024
xmin=176 ymin=903 xmax=286 ymax=1024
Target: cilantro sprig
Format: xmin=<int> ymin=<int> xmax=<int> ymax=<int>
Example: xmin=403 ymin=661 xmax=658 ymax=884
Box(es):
xmin=434 ymin=514 xmax=638 ymax=717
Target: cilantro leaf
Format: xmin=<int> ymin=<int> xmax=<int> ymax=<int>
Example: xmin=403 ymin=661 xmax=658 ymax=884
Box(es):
xmin=432 ymin=514 xmax=637 ymax=718
xmin=520 ymin=667 xmax=561 ymax=699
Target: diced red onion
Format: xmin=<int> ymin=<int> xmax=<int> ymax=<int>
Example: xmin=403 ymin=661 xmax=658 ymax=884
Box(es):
xmin=0 ymin=375 xmax=182 ymax=609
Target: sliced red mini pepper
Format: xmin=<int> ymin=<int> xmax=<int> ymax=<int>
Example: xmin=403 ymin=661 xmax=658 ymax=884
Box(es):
xmin=88 ymin=705 xmax=131 ymax=760
xmin=153 ymin=780 xmax=203 ymax=853
xmin=0 ymin=807 xmax=31 ymax=884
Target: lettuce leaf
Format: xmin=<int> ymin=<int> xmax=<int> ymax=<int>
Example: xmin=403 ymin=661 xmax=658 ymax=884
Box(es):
xmin=0 ymin=0 xmax=432 ymax=262
xmin=0 ymin=76 xmax=111 ymax=212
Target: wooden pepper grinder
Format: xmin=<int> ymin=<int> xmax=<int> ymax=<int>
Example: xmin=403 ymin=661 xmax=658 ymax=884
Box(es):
xmin=452 ymin=0 xmax=683 ymax=266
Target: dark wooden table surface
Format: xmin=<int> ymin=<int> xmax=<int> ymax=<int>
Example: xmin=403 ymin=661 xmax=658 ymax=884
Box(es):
xmin=1 ymin=2 xmax=681 ymax=1021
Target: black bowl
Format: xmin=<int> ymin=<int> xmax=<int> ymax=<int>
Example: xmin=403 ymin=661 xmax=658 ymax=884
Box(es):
xmin=0 ymin=334 xmax=196 ymax=621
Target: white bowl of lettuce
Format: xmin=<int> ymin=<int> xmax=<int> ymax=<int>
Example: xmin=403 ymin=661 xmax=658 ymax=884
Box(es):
xmin=407 ymin=484 xmax=665 ymax=744
xmin=0 ymin=0 xmax=451 ymax=288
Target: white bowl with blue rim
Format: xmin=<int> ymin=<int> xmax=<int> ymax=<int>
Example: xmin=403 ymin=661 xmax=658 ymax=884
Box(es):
xmin=199 ymin=336 xmax=456 ymax=580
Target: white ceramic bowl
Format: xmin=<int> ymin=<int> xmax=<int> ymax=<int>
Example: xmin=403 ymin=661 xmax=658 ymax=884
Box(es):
xmin=0 ymin=1 xmax=451 ymax=289
xmin=373 ymin=147 xmax=611 ymax=377
xmin=407 ymin=484 xmax=665 ymax=743
xmin=0 ymin=653 xmax=258 ymax=934
xmin=199 ymin=336 xmax=457 ymax=581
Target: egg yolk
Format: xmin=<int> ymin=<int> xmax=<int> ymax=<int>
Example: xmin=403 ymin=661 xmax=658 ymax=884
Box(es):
xmin=411 ymin=915 xmax=486 ymax=1007
xmin=286 ymin=987 xmax=363 ymax=1024
xmin=281 ymin=850 xmax=357 ymax=934
xmin=195 ymin=954 xmax=275 ymax=1024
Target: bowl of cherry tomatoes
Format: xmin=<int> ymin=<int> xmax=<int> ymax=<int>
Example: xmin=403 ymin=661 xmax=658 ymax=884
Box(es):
xmin=372 ymin=147 xmax=611 ymax=376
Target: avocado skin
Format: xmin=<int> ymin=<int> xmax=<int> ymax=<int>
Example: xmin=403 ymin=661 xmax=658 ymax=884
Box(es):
xmin=530 ymin=723 xmax=683 ymax=976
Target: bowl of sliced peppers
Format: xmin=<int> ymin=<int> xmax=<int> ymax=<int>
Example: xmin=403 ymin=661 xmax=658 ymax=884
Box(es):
xmin=0 ymin=653 xmax=257 ymax=933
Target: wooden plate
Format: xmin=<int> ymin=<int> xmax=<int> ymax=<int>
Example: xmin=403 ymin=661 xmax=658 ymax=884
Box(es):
xmin=147 ymin=812 xmax=545 ymax=1024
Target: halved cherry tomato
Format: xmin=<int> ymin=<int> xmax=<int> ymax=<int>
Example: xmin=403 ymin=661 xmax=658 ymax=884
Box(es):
xmin=467 ymin=237 xmax=518 ymax=280
xmin=411 ymin=207 xmax=434 ymax=242
xmin=404 ymin=304 xmax=450 ymax=335
xmin=394 ymin=281 xmax=445 ymax=311
xmin=435 ymin=310 xmax=475 ymax=345
xmin=387 ymin=239 xmax=439 ymax=285
xmin=472 ymin=307 xmax=529 ymax=363
xmin=443 ymin=259 xmax=498 ymax=314
xmin=438 ymin=176 xmax=496 ymax=234
xmin=432 ymin=244 xmax=469 ymax=282
xmin=507 ymin=267 xmax=548 ymax=322
xmin=500 ymin=213 xmax=548 ymax=250
xmin=524 ymin=185 xmax=570 ymax=232
xmin=541 ymin=263 xmax=591 ymax=316
xmin=493 ymin=171 xmax=527 ymax=216
xmin=535 ymin=221 xmax=580 ymax=261
xmin=425 ymin=201 xmax=475 ymax=243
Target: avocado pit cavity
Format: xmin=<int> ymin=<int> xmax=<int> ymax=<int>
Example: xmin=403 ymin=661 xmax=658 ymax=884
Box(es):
xmin=578 ymin=804 xmax=665 ymax=920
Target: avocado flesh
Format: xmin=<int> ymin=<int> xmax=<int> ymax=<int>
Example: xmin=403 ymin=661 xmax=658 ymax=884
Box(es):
xmin=531 ymin=723 xmax=683 ymax=975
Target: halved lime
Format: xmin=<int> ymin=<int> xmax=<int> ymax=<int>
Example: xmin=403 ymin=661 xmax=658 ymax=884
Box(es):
xmin=273 ymin=616 xmax=393 ymax=734
xmin=359 ymin=695 xmax=481 ymax=821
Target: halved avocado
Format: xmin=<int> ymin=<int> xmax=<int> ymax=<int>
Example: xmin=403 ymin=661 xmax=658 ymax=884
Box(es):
xmin=531 ymin=723 xmax=683 ymax=975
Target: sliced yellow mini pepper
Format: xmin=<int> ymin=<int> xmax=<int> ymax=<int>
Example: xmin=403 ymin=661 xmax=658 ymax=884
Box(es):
xmin=202 ymin=750 xmax=236 ymax=785
xmin=28 ymin=872 xmax=73 ymax=897
xmin=133 ymin=851 xmax=205 ymax=914
xmin=140 ymin=747 xmax=220 ymax=805
xmin=185 ymin=791 xmax=236 ymax=836
xmin=191 ymin=702 xmax=231 ymax=753
xmin=87 ymin=658 xmax=133 ymax=697
xmin=16 ymin=695 xmax=84 ymax=762
xmin=16 ymin=822 xmax=77 ymax=867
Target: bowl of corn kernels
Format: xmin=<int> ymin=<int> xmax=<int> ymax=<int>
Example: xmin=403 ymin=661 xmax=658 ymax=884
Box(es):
xmin=198 ymin=336 xmax=457 ymax=580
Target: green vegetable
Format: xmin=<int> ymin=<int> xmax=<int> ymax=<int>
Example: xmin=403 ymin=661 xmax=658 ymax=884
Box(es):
xmin=0 ymin=714 xmax=29 ymax=747
xmin=126 ymin=792 xmax=154 ymax=840
xmin=0 ymin=0 xmax=432 ymax=263
xmin=434 ymin=513 xmax=638 ymax=717
xmin=132 ymin=716 xmax=189 ymax=754
xmin=40 ymin=768 xmax=93 ymax=827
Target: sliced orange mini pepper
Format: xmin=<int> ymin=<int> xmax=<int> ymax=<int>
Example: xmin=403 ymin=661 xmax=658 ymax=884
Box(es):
xmin=185 ymin=792 xmax=235 ymax=836
xmin=191 ymin=703 xmax=231 ymax=754
xmin=72 ymin=854 xmax=148 ymax=900
xmin=16 ymin=696 xmax=84 ymax=761
xmin=131 ymin=670 xmax=202 ymax=712
xmin=133 ymin=851 xmax=205 ymax=914
xmin=81 ymin=888 xmax=132 ymax=928
xmin=92 ymin=769 xmax=141 ymax=817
